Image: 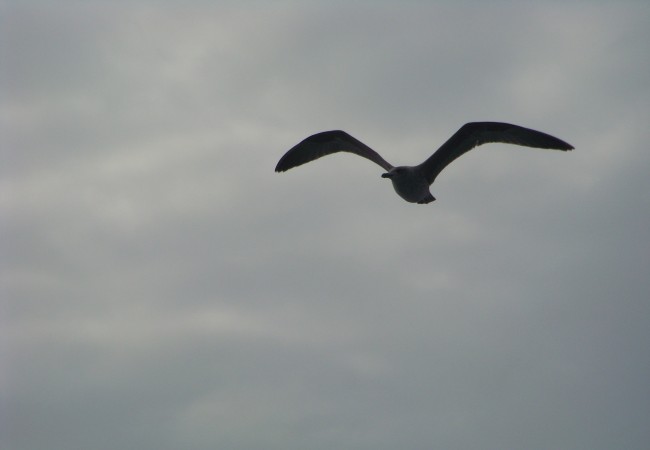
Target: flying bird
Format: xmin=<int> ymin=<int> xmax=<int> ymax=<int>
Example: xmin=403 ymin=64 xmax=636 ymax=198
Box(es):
xmin=275 ymin=122 xmax=573 ymax=204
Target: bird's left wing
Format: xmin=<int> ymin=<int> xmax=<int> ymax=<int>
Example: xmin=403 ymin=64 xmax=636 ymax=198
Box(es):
xmin=275 ymin=130 xmax=394 ymax=172
xmin=418 ymin=122 xmax=574 ymax=184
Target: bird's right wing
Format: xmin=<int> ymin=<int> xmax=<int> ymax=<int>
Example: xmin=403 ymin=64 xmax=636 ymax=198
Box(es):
xmin=275 ymin=130 xmax=394 ymax=172
xmin=418 ymin=122 xmax=574 ymax=184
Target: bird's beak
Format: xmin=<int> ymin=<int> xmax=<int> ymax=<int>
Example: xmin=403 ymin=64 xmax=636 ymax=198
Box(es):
xmin=381 ymin=173 xmax=392 ymax=179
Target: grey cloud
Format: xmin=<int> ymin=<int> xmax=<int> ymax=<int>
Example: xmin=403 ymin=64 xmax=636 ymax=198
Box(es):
xmin=3 ymin=2 xmax=650 ymax=450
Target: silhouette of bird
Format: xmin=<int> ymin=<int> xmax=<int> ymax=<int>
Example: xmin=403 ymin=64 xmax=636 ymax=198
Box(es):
xmin=275 ymin=122 xmax=573 ymax=204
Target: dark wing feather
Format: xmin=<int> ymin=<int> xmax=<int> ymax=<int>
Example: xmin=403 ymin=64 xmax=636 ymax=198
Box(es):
xmin=418 ymin=122 xmax=574 ymax=184
xmin=275 ymin=130 xmax=394 ymax=172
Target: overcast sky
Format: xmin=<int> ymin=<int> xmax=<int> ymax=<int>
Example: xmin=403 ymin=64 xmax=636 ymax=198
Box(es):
xmin=2 ymin=1 xmax=650 ymax=449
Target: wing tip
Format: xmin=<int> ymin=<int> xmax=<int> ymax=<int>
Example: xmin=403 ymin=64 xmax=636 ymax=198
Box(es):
xmin=274 ymin=161 xmax=290 ymax=172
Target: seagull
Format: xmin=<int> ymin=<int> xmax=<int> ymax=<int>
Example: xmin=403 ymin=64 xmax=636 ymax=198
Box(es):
xmin=275 ymin=122 xmax=573 ymax=204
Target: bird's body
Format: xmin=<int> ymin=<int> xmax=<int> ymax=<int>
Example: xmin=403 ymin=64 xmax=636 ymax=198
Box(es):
xmin=381 ymin=166 xmax=434 ymax=204
xmin=275 ymin=122 xmax=574 ymax=204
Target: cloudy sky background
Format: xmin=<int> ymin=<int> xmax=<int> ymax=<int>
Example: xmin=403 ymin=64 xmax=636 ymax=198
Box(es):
xmin=2 ymin=1 xmax=650 ymax=449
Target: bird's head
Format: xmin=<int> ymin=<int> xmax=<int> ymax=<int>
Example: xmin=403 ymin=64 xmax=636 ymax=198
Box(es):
xmin=381 ymin=167 xmax=410 ymax=180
